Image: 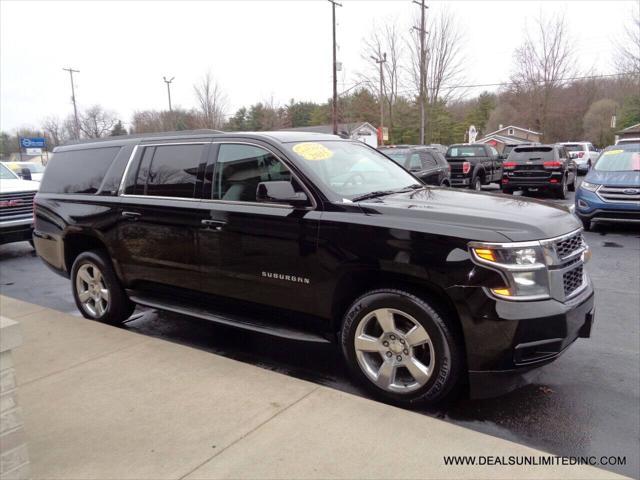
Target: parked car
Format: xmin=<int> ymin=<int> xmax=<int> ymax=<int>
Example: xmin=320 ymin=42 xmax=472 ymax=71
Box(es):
xmin=616 ymin=137 xmax=640 ymax=145
xmin=34 ymin=130 xmax=594 ymax=407
xmin=501 ymin=144 xmax=577 ymax=199
xmin=557 ymin=142 xmax=599 ymax=174
xmin=0 ymin=162 xmax=39 ymax=245
xmin=575 ymin=142 xmax=640 ymax=230
xmin=378 ymin=145 xmax=451 ymax=186
xmin=425 ymin=143 xmax=447 ymax=155
xmin=2 ymin=161 xmax=46 ymax=182
xmin=445 ymin=143 xmax=503 ymax=190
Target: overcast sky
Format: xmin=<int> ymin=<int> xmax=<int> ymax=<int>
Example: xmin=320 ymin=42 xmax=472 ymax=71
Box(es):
xmin=0 ymin=0 xmax=635 ymax=132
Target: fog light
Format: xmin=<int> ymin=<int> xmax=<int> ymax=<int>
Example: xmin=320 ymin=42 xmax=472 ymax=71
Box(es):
xmin=491 ymin=288 xmax=512 ymax=296
xmin=577 ymin=199 xmax=589 ymax=209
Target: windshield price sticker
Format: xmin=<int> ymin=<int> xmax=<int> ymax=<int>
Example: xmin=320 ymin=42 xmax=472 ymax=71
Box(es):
xmin=293 ymin=143 xmax=334 ymax=161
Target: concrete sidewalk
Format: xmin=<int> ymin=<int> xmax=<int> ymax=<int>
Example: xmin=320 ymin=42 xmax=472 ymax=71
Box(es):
xmin=0 ymin=295 xmax=627 ymax=479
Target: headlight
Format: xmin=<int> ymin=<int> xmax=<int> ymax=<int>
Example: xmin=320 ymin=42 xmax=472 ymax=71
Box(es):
xmin=470 ymin=243 xmax=550 ymax=300
xmin=580 ymin=181 xmax=599 ymax=192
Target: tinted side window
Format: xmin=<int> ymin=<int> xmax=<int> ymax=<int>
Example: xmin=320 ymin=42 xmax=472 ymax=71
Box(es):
xmin=144 ymin=144 xmax=204 ymax=198
xmin=420 ymin=151 xmax=438 ymax=168
xmin=39 ymin=147 xmax=121 ymax=194
xmin=489 ymin=146 xmax=499 ymax=156
xmin=408 ymin=153 xmax=422 ymax=170
xmin=213 ymin=144 xmax=292 ymax=202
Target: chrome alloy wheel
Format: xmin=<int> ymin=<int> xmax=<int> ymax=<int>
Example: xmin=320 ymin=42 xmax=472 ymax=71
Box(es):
xmin=75 ymin=263 xmax=110 ymax=318
xmin=354 ymin=308 xmax=435 ymax=393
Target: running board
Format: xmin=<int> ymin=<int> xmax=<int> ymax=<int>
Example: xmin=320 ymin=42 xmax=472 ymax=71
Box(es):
xmin=127 ymin=292 xmax=330 ymax=343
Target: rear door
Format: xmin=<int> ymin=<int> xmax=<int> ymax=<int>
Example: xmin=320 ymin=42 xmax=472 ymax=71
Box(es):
xmin=116 ymin=141 xmax=210 ymax=292
xmin=418 ymin=150 xmax=441 ymax=185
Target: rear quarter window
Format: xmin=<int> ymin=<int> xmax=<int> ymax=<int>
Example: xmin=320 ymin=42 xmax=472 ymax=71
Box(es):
xmin=39 ymin=147 xmax=121 ymax=194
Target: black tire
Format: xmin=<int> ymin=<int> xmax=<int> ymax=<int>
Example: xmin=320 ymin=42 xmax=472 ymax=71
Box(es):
xmin=340 ymin=289 xmax=463 ymax=407
xmin=568 ymin=175 xmax=576 ymax=192
xmin=71 ymin=249 xmax=134 ymax=324
xmin=581 ymin=218 xmax=591 ymax=231
xmin=28 ymin=238 xmax=34 ymax=249
xmin=440 ymin=180 xmax=450 ymax=188
xmin=470 ymin=176 xmax=482 ymax=191
xmin=554 ymin=176 xmax=568 ymax=199
xmin=502 ymin=187 xmax=514 ymax=195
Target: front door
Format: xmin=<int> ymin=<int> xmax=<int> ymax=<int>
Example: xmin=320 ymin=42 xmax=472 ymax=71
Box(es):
xmin=197 ymin=142 xmax=321 ymax=315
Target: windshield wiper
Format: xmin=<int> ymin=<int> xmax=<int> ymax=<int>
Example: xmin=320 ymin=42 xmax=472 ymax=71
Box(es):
xmin=352 ymin=185 xmax=423 ymax=202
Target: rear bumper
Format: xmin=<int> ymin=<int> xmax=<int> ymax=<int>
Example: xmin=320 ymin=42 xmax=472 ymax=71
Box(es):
xmin=450 ymin=176 xmax=471 ymax=186
xmin=502 ymin=171 xmax=562 ymax=188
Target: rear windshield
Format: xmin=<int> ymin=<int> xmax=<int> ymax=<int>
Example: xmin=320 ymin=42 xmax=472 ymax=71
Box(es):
xmin=563 ymin=144 xmax=584 ymax=152
xmin=509 ymin=146 xmax=555 ymax=161
xmin=595 ymin=145 xmax=640 ymax=172
xmin=446 ymin=145 xmax=485 ymax=157
xmin=39 ymin=147 xmax=121 ymax=194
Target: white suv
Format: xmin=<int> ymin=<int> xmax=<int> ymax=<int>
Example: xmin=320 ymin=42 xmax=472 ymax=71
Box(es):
xmin=0 ymin=162 xmax=39 ymax=246
xmin=558 ymin=142 xmax=599 ymax=174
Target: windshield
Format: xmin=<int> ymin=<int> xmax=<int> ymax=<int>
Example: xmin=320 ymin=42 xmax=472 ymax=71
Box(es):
xmin=446 ymin=145 xmax=485 ymax=157
xmin=594 ymin=145 xmax=640 ymax=172
xmin=0 ymin=163 xmax=19 ymax=179
xmin=286 ymin=141 xmax=419 ymax=199
xmin=18 ymin=163 xmax=45 ymax=173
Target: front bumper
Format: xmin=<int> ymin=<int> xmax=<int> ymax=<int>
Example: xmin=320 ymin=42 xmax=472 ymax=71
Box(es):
xmin=0 ymin=217 xmax=33 ymax=245
xmin=448 ymin=279 xmax=595 ymax=399
xmin=575 ymin=188 xmax=640 ymax=224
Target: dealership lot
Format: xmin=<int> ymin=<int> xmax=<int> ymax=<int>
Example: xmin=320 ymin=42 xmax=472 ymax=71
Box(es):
xmin=0 ymin=186 xmax=638 ymax=478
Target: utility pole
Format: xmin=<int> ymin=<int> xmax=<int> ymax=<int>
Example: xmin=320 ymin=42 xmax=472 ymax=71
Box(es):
xmin=371 ymin=53 xmax=387 ymax=145
xmin=163 ymin=76 xmax=175 ymax=112
xmin=413 ymin=0 xmax=428 ymax=145
xmin=63 ymin=67 xmax=80 ymax=139
xmin=329 ymin=0 xmax=342 ymax=135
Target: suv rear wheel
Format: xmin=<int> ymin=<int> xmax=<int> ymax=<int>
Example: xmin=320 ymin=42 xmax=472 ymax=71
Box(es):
xmin=554 ymin=175 xmax=568 ymax=199
xmin=71 ymin=250 xmax=134 ymax=324
xmin=470 ymin=177 xmax=482 ymax=191
xmin=340 ymin=289 xmax=463 ymax=406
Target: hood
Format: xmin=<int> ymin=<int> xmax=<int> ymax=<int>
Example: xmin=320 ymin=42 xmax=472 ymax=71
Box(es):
xmin=357 ymin=187 xmax=580 ymax=242
xmin=584 ymin=169 xmax=640 ymax=187
xmin=0 ymin=178 xmax=40 ymax=194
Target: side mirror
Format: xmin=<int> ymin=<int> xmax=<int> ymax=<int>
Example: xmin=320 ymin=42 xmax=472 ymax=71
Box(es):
xmin=19 ymin=168 xmax=32 ymax=181
xmin=256 ymin=181 xmax=309 ymax=206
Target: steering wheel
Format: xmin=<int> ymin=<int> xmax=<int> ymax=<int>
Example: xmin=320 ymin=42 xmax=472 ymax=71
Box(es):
xmin=341 ymin=172 xmax=366 ymax=189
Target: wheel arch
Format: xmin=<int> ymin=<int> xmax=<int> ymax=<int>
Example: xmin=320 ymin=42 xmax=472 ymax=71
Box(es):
xmin=63 ymin=231 xmax=110 ymax=273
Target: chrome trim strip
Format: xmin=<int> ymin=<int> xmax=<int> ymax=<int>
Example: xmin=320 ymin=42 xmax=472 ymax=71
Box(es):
xmin=117 ymin=140 xmax=317 ymax=210
xmin=0 ymin=217 xmax=33 ymax=227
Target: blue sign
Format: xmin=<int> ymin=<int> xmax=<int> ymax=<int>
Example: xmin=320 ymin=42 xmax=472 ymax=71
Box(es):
xmin=20 ymin=137 xmax=46 ymax=149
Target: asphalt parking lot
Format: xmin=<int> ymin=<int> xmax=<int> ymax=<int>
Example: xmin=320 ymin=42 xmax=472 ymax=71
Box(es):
xmin=1 ymin=183 xmax=638 ymax=478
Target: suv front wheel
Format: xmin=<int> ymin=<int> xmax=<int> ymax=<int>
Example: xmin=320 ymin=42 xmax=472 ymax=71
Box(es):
xmin=71 ymin=250 xmax=134 ymax=324
xmin=341 ymin=289 xmax=463 ymax=407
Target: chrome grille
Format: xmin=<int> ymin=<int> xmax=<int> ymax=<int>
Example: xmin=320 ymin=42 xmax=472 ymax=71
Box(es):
xmin=598 ymin=186 xmax=640 ymax=203
xmin=563 ymin=265 xmax=584 ymax=297
xmin=554 ymin=232 xmax=584 ymax=259
xmin=0 ymin=191 xmax=36 ymax=219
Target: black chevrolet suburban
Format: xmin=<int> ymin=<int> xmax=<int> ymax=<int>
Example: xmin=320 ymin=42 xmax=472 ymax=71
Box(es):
xmin=33 ymin=130 xmax=595 ymax=406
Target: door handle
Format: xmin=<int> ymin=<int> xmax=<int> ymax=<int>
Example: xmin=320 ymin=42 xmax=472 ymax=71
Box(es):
xmin=201 ymin=219 xmax=226 ymax=230
xmin=122 ymin=211 xmax=141 ymax=219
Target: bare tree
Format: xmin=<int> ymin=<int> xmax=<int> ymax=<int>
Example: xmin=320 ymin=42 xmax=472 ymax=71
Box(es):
xmin=78 ymin=105 xmax=119 ymax=138
xmin=41 ymin=116 xmax=67 ymax=146
xmin=359 ymin=21 xmax=404 ymax=129
xmin=511 ymin=13 xmax=574 ymax=136
xmin=614 ymin=6 xmax=640 ymax=74
xmin=193 ymin=71 xmax=228 ymax=129
xmin=407 ymin=9 xmax=465 ymax=104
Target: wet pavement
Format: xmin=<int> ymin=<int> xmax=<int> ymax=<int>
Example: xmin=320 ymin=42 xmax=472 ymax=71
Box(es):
xmin=1 ymin=183 xmax=638 ymax=477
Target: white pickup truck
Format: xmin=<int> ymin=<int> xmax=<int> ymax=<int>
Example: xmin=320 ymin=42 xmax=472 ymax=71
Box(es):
xmin=0 ymin=162 xmax=39 ymax=246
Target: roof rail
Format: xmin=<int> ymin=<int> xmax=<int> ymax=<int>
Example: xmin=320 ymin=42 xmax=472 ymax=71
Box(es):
xmin=62 ymin=129 xmax=225 ymax=146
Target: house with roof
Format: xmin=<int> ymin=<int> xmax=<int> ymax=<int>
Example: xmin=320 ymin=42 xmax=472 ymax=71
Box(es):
xmin=283 ymin=122 xmax=378 ymax=148
xmin=615 ymin=123 xmax=640 ymax=143
xmin=477 ymin=125 xmax=542 ymax=153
